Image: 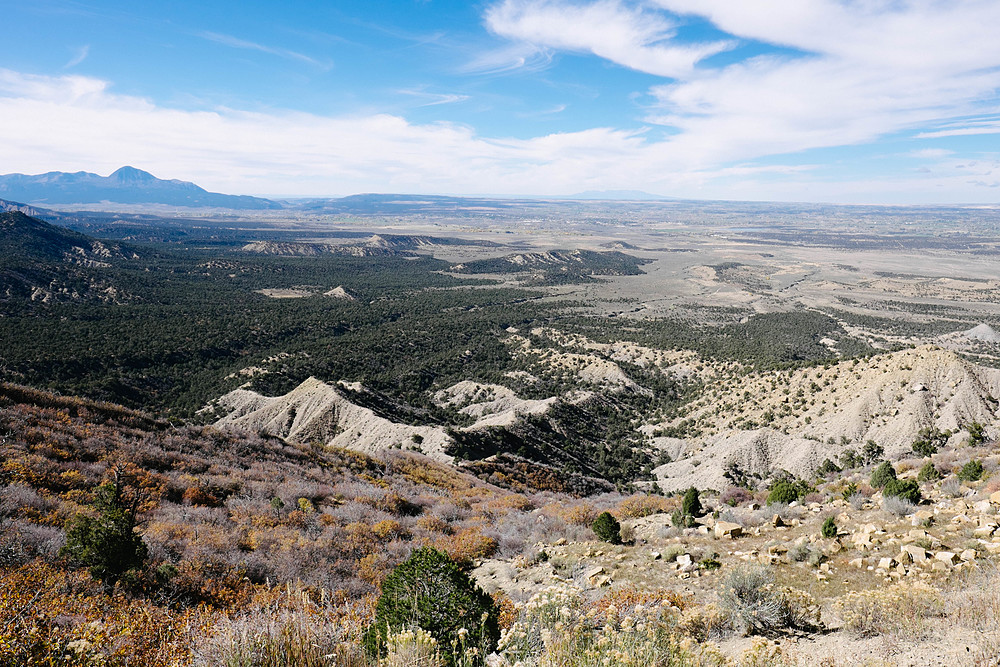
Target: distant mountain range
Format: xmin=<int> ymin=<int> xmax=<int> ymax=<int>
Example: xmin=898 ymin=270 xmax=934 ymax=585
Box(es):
xmin=0 ymin=167 xmax=281 ymax=210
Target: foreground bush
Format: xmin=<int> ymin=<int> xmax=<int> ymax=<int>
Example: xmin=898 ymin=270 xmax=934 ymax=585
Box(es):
xmin=870 ymin=461 xmax=897 ymax=489
xmin=497 ymin=585 xmax=724 ymax=667
xmin=0 ymin=560 xmax=204 ymax=666
xmin=682 ymin=487 xmax=702 ymax=518
xmin=195 ymin=606 xmax=362 ymax=667
xmin=766 ymin=479 xmax=810 ymax=506
xmin=834 ymin=582 xmax=943 ymax=638
xmin=958 ymin=460 xmax=985 ymax=482
xmin=591 ymin=511 xmax=622 ymax=544
xmin=917 ymin=461 xmax=941 ymax=482
xmin=883 ymin=478 xmax=921 ymax=505
xmin=60 ymin=474 xmax=149 ymax=586
xmin=364 ymin=547 xmax=499 ymax=666
xmin=717 ymin=565 xmax=820 ymax=636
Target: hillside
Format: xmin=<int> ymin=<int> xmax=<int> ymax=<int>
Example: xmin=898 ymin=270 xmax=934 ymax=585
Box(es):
xmin=651 ymin=345 xmax=1000 ymax=491
xmin=451 ymin=249 xmax=652 ymax=284
xmin=241 ymin=234 xmax=501 ymax=257
xmin=0 ymin=211 xmax=134 ymax=305
xmin=6 ymin=381 xmax=1000 ymax=665
xmin=0 ymin=166 xmax=280 ymax=209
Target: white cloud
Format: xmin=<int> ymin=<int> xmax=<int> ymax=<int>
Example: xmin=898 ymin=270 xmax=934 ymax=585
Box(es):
xmin=458 ymin=42 xmax=554 ymax=75
xmin=485 ymin=0 xmax=733 ymax=78
xmin=916 ymin=123 xmax=1000 ymax=139
xmin=482 ymin=0 xmax=1000 ymax=173
xmin=0 ymin=68 xmax=657 ymax=196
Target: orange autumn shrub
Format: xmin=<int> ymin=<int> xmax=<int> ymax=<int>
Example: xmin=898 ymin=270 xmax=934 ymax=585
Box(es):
xmin=371 ymin=519 xmax=405 ymax=540
xmin=434 ymin=526 xmax=498 ymax=567
xmin=615 ymin=494 xmax=673 ymax=519
xmin=0 ymin=560 xmax=209 ymax=666
xmin=557 ymin=501 xmax=599 ymax=526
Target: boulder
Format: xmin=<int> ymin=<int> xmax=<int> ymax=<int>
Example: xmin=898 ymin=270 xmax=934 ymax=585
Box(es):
xmin=901 ymin=544 xmax=929 ymax=562
xmin=715 ymin=521 xmax=743 ymax=539
xmin=935 ymin=551 xmax=960 ymax=566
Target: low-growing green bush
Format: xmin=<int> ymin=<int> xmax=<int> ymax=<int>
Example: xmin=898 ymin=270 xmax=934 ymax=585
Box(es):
xmin=766 ymin=479 xmax=811 ymax=505
xmin=917 ymin=461 xmax=941 ymax=482
xmin=869 ymin=461 xmax=897 ymax=489
xmin=821 ymin=516 xmax=837 ymax=538
xmin=958 ymin=460 xmax=984 ymax=482
xmin=364 ymin=547 xmax=499 ymax=666
xmin=883 ymin=479 xmax=921 ymax=505
xmin=591 ymin=511 xmax=622 ymax=544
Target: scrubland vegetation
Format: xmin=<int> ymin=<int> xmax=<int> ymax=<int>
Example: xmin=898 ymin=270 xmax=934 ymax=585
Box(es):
xmin=6 ymin=380 xmax=1000 ymax=665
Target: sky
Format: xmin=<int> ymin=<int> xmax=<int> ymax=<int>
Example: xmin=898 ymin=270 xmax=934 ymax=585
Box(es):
xmin=1 ymin=0 xmax=1000 ymax=203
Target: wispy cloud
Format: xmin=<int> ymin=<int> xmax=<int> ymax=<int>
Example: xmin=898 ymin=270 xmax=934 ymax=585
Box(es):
xmin=916 ymin=122 xmax=1000 ymax=139
xmin=64 ymin=45 xmax=89 ymax=69
xmin=908 ymin=148 xmax=955 ymax=159
xmin=459 ymin=42 xmax=554 ymax=75
xmin=517 ymin=103 xmax=567 ymax=118
xmin=396 ymin=88 xmax=470 ymax=107
xmin=198 ymin=31 xmax=332 ymax=69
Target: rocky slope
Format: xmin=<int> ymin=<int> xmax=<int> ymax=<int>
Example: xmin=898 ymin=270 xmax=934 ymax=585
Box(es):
xmin=211 ymin=377 xmax=454 ymax=461
xmin=653 ymin=345 xmax=1000 ymax=491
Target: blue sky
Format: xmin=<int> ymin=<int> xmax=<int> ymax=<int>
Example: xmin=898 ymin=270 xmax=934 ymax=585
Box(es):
xmin=1 ymin=0 xmax=1000 ymax=203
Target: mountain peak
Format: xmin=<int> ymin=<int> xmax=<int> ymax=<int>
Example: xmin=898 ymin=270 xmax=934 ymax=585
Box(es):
xmin=0 ymin=168 xmax=281 ymax=210
xmin=109 ymin=166 xmax=156 ymax=184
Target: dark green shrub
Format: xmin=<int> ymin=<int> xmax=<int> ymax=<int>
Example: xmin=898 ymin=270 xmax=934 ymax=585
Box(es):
xmin=592 ymin=511 xmax=622 ymax=544
xmin=363 ymin=547 xmax=499 ymax=666
xmin=816 ymin=459 xmax=841 ymax=477
xmin=821 ymin=516 xmax=837 ymax=538
xmin=682 ymin=486 xmax=702 ymax=517
xmin=869 ymin=461 xmax=897 ymax=488
xmin=911 ymin=427 xmax=947 ymax=458
xmin=839 ymin=449 xmax=858 ymax=469
xmin=60 ymin=477 xmax=148 ymax=586
xmin=967 ymin=422 xmax=986 ymax=447
xmin=861 ymin=440 xmax=884 ymax=465
xmin=671 ymin=509 xmax=695 ymax=528
xmin=841 ymin=482 xmax=858 ymax=501
xmin=883 ymin=479 xmax=921 ymax=505
xmin=766 ymin=479 xmax=811 ymax=505
xmin=917 ymin=461 xmax=941 ymax=482
xmin=958 ymin=460 xmax=985 ymax=482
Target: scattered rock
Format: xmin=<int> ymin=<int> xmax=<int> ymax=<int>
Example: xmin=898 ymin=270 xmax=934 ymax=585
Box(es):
xmin=715 ymin=521 xmax=743 ymax=539
xmin=935 ymin=552 xmax=960 ymax=566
